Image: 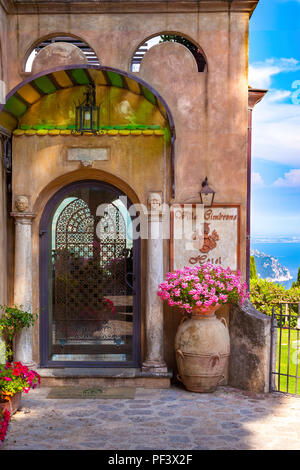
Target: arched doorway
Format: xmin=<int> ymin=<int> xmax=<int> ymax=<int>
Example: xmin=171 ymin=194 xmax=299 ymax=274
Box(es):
xmin=39 ymin=179 xmax=140 ymax=367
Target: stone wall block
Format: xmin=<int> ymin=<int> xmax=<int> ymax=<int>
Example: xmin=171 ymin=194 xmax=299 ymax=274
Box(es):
xmin=229 ymin=300 xmax=271 ymax=393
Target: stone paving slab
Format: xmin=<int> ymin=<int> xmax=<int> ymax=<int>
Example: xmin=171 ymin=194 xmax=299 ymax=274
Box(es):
xmin=2 ymin=385 xmax=300 ymax=450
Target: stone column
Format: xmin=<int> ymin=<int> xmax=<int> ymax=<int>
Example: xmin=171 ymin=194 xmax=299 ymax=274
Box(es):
xmin=11 ymin=196 xmax=36 ymax=367
xmin=142 ymin=192 xmax=168 ymax=373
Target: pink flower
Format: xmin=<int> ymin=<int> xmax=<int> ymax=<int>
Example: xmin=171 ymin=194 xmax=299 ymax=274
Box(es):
xmin=157 ymin=263 xmax=249 ymax=312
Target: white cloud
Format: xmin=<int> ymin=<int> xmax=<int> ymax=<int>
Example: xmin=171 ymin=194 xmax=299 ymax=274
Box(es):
xmin=252 ymin=172 xmax=265 ymax=187
xmin=252 ymin=98 xmax=300 ymax=166
xmin=249 ymin=58 xmax=300 ymax=89
xmin=273 ymin=169 xmax=300 ymax=187
xmin=268 ymin=89 xmax=291 ymax=102
xmin=250 ymin=68 xmax=300 ymax=166
xmin=249 ymin=58 xmax=300 ymax=166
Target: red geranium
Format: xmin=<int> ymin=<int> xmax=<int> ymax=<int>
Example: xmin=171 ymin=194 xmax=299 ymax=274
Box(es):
xmin=0 ymin=408 xmax=10 ymax=445
xmin=0 ymin=362 xmax=40 ymax=398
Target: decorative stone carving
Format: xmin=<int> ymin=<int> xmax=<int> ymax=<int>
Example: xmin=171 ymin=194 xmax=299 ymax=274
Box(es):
xmin=81 ymin=160 xmax=93 ymax=168
xmin=148 ymin=192 xmax=163 ymax=213
xmin=15 ymin=195 xmax=29 ymax=212
xmin=67 ymin=147 xmax=110 ymax=167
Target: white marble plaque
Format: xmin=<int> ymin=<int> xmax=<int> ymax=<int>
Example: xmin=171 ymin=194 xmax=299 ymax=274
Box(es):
xmin=67 ymin=147 xmax=109 ymax=166
xmin=171 ymin=205 xmax=240 ymax=272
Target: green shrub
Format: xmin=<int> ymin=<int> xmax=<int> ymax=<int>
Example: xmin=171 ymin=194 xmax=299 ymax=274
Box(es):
xmin=0 ymin=306 xmax=38 ymax=362
xmin=250 ymin=278 xmax=300 ymax=326
xmin=250 ymin=256 xmax=258 ymax=280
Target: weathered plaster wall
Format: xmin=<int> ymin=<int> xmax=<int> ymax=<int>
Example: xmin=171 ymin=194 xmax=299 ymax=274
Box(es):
xmin=31 ymin=42 xmax=88 ymax=74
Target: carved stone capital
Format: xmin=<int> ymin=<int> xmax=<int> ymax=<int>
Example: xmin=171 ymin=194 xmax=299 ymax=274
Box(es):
xmin=14 ymin=195 xmax=30 ymax=213
xmin=11 ymin=211 xmax=36 ymax=224
xmin=148 ymin=192 xmax=163 ymax=214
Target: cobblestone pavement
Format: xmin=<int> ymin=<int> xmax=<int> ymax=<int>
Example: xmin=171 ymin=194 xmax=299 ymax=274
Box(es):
xmin=2 ymin=385 xmax=300 ymax=450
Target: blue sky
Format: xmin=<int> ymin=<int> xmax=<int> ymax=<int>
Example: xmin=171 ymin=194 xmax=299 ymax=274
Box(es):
xmin=249 ymin=0 xmax=300 ymax=237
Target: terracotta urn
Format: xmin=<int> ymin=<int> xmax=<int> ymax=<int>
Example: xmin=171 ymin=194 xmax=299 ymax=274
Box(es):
xmin=0 ymin=392 xmax=22 ymax=415
xmin=175 ymin=305 xmax=230 ymax=393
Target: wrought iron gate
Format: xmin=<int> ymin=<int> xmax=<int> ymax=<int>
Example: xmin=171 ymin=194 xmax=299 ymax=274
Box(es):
xmin=270 ymin=302 xmax=300 ymax=394
xmin=39 ymin=180 xmax=140 ymax=367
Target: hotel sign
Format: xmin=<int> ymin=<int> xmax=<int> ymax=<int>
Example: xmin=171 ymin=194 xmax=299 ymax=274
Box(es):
xmin=170 ymin=204 xmax=240 ymax=272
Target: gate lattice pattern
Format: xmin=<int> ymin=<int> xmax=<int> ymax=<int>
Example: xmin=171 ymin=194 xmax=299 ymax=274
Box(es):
xmin=52 ymin=197 xmax=131 ymax=347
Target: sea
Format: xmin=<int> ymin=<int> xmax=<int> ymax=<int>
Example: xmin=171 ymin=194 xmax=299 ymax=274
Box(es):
xmin=251 ymin=240 xmax=300 ymax=289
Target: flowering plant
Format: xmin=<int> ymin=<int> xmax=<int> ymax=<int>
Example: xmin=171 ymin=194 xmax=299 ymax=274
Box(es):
xmin=0 ymin=408 xmax=10 ymax=445
xmin=0 ymin=362 xmax=40 ymax=399
xmin=0 ymin=305 xmax=38 ymax=362
xmin=158 ymin=264 xmax=249 ymax=313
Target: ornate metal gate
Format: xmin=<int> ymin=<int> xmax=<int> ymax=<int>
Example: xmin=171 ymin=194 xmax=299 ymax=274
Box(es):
xmin=39 ymin=180 xmax=140 ymax=367
xmin=270 ymin=303 xmax=300 ymax=394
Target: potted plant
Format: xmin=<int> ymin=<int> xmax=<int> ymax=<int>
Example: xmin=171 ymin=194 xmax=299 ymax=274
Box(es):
xmin=0 ymin=305 xmax=38 ymax=362
xmin=0 ymin=408 xmax=10 ymax=446
xmin=0 ymin=361 xmax=40 ymax=414
xmin=158 ymin=263 xmax=248 ymax=392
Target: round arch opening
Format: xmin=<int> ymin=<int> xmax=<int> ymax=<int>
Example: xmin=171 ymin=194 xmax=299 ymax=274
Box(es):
xmin=130 ymin=32 xmax=207 ymax=72
xmin=24 ymin=34 xmax=100 ymax=73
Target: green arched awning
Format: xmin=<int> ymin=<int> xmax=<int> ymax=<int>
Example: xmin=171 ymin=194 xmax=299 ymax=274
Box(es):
xmin=0 ymin=66 xmax=173 ymax=133
xmin=0 ymin=65 xmax=176 ymax=197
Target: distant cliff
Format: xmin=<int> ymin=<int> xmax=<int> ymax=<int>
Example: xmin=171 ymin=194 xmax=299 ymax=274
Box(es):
xmin=251 ymin=249 xmax=293 ymax=283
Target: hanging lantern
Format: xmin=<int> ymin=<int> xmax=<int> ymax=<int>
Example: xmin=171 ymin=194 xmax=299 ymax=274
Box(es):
xmin=75 ymin=83 xmax=100 ymax=133
xmin=199 ymin=177 xmax=216 ymax=207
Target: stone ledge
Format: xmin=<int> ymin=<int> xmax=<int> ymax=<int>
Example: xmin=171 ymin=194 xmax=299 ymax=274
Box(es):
xmin=2 ymin=1 xmax=259 ymax=16
xmin=37 ymin=367 xmax=172 ymax=388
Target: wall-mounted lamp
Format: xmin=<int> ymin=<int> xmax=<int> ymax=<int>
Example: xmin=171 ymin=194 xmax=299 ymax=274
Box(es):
xmin=199 ymin=177 xmax=215 ymax=207
xmin=75 ymin=83 xmax=100 ymax=134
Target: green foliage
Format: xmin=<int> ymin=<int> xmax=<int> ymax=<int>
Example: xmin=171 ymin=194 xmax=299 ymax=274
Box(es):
xmin=159 ymin=34 xmax=199 ymax=54
xmin=250 ymin=256 xmax=258 ymax=280
xmin=292 ymin=267 xmax=300 ymax=288
xmin=250 ymin=278 xmax=285 ymax=316
xmin=250 ymin=278 xmax=300 ymax=326
xmin=0 ymin=306 xmax=38 ymax=362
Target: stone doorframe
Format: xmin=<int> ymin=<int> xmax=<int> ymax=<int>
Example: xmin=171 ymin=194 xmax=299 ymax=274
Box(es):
xmin=11 ymin=188 xmax=169 ymax=375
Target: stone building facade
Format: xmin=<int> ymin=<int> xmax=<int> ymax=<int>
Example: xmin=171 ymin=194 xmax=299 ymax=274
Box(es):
xmin=0 ymin=0 xmax=270 ymax=391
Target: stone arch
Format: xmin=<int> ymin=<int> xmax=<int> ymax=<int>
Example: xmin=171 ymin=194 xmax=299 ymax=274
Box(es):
xmin=33 ymin=168 xmax=142 ymax=222
xmin=23 ymin=33 xmax=100 ymax=73
xmin=130 ymin=32 xmax=207 ymax=73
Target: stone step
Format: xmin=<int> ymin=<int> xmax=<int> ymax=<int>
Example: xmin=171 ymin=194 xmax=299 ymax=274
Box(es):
xmin=37 ymin=367 xmax=172 ymax=389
